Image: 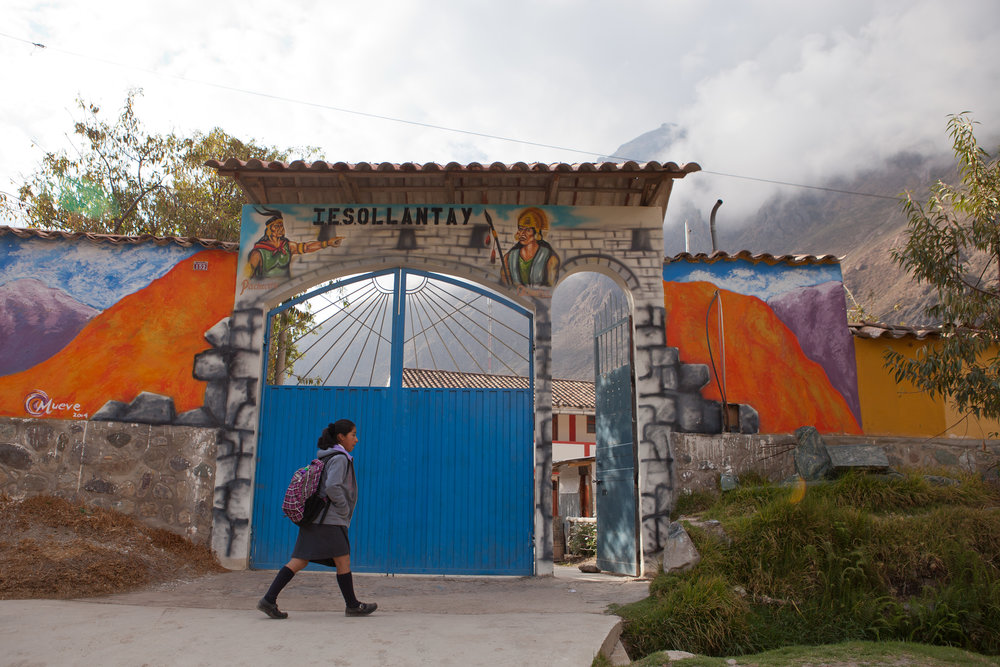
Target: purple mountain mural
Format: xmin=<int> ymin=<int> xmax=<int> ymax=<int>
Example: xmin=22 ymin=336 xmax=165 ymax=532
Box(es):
xmin=0 ymin=278 xmax=100 ymax=376
xmin=768 ymin=281 xmax=862 ymax=425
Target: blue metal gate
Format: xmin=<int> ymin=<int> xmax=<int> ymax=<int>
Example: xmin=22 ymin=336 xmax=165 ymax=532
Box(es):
xmin=250 ymin=269 xmax=534 ymax=575
xmin=594 ymin=297 xmax=639 ymax=575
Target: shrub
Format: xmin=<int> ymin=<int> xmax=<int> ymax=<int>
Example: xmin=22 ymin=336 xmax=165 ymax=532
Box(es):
xmin=568 ymin=521 xmax=596 ymax=556
xmin=617 ymin=470 xmax=1000 ymax=660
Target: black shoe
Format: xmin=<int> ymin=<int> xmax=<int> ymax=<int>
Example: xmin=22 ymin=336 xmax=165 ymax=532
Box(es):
xmin=345 ymin=601 xmax=377 ymax=616
xmin=257 ymin=597 xmax=288 ymax=619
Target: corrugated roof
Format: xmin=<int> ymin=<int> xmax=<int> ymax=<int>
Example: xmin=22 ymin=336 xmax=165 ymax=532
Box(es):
xmin=401 ymin=368 xmax=595 ymax=411
xmin=206 ymin=159 xmax=700 ymax=218
xmin=666 ymin=250 xmax=841 ymax=266
xmin=849 ymin=321 xmax=943 ymax=340
xmin=0 ymin=225 xmax=238 ymax=251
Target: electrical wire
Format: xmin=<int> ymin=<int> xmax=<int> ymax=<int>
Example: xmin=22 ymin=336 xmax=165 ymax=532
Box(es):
xmin=0 ymin=31 xmax=909 ymax=204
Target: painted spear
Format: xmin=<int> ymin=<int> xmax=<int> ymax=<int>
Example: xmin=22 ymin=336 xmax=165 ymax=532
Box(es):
xmin=484 ymin=208 xmax=514 ymax=286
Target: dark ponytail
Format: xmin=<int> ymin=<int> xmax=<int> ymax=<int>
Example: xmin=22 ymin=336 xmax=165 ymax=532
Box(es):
xmin=318 ymin=419 xmax=356 ymax=449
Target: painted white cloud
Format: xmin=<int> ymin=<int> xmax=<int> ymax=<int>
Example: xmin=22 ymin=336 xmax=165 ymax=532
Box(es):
xmin=665 ymin=263 xmax=842 ymax=299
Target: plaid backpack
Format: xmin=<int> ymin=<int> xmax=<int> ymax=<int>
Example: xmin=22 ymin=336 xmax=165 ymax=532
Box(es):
xmin=281 ymin=451 xmax=342 ymax=526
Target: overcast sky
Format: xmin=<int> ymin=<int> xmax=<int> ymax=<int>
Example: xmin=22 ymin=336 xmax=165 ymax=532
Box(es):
xmin=3 ymin=0 xmax=998 ymax=230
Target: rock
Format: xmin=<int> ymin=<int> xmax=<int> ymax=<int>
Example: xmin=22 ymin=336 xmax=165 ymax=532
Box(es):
xmin=91 ymin=400 xmax=128 ymax=422
xmin=738 ymin=403 xmax=759 ymax=434
xmin=663 ymin=522 xmax=701 ymax=574
xmin=193 ymin=349 xmax=229 ymax=381
xmin=0 ymin=443 xmax=32 ymax=470
xmin=923 ymin=474 xmax=960 ymax=486
xmin=665 ymin=651 xmax=697 ymax=662
xmin=578 ymin=564 xmax=601 ymax=573
xmin=827 ymin=444 xmax=890 ymax=473
xmin=719 ymin=473 xmax=738 ymax=491
xmin=793 ymin=425 xmax=832 ymax=480
xmin=204 ymin=318 xmax=231 ymax=348
xmin=685 ymin=518 xmax=732 ymax=546
xmin=123 ymin=392 xmax=176 ymax=425
xmin=176 ymin=407 xmax=218 ymax=427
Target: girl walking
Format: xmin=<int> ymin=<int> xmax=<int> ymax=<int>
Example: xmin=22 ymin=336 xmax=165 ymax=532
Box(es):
xmin=257 ymin=419 xmax=377 ymax=618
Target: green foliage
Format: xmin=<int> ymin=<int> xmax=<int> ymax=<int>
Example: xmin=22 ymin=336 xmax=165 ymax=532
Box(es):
xmin=267 ymin=303 xmax=323 ymax=386
xmin=631 ymin=641 xmax=1000 ymax=667
xmin=616 ymin=471 xmax=1000 ymax=661
xmin=568 ymin=521 xmax=596 ymax=556
xmin=11 ymin=89 xmax=316 ymax=241
xmin=672 ymin=489 xmax=717 ymax=519
xmin=888 ymin=112 xmax=1000 ymax=421
xmin=618 ymin=574 xmax=751 ymax=657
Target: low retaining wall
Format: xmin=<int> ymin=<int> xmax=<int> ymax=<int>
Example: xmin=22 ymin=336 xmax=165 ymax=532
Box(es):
xmin=0 ymin=417 xmax=217 ymax=544
xmin=670 ymin=432 xmax=1000 ymax=493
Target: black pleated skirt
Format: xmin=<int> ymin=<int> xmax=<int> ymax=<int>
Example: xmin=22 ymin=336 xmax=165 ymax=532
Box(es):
xmin=291 ymin=523 xmax=350 ymax=567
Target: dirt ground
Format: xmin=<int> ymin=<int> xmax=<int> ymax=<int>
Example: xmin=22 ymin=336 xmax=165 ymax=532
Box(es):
xmin=0 ymin=494 xmax=226 ymax=600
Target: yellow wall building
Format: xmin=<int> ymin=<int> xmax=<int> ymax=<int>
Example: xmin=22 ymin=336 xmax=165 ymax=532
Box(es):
xmin=852 ymin=323 xmax=1000 ymax=439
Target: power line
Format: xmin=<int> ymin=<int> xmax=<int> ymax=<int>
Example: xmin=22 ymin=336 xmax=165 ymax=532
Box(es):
xmin=1 ymin=31 xmax=907 ymax=203
xmin=698 ymin=170 xmax=904 ymax=201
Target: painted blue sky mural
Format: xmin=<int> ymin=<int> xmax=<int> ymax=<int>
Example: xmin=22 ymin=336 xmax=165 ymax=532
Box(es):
xmin=0 ymin=237 xmax=201 ymax=310
xmin=663 ymin=259 xmax=842 ymax=300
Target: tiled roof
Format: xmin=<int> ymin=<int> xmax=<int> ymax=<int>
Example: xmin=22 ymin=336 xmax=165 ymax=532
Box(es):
xmin=206 ymin=159 xmax=700 ymax=217
xmin=401 ymin=368 xmax=595 ymax=411
xmin=204 ymin=159 xmax=700 ymax=174
xmin=849 ymin=321 xmax=943 ymax=340
xmin=0 ymin=225 xmax=238 ymax=251
xmin=666 ymin=250 xmax=841 ymax=265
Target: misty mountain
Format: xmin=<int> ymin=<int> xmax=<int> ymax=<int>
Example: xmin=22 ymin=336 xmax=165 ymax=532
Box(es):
xmin=715 ymin=151 xmax=956 ymax=326
xmin=602 ymin=123 xmax=686 ymax=162
xmin=546 ymin=126 xmax=966 ymax=382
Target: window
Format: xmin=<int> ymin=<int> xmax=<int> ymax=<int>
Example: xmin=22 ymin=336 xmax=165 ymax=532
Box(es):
xmin=586 ymin=415 xmax=595 ymax=433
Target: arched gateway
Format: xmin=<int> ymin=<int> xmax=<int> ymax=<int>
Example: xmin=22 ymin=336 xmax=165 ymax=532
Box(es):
xmin=207 ymin=159 xmax=699 ymax=575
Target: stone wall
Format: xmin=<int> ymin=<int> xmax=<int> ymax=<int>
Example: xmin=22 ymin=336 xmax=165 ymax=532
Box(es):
xmin=670 ymin=431 xmax=1000 ymax=494
xmin=0 ymin=417 xmax=216 ymax=544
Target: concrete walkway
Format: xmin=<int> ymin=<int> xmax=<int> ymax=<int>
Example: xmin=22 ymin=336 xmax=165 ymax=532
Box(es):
xmin=0 ymin=565 xmax=648 ymax=666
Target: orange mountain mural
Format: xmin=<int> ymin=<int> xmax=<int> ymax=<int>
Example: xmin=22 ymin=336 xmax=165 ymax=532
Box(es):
xmin=664 ymin=281 xmax=861 ymax=434
xmin=0 ymin=249 xmax=237 ymax=420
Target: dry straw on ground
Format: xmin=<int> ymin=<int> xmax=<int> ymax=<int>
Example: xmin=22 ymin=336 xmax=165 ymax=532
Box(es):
xmin=0 ymin=494 xmax=226 ymax=600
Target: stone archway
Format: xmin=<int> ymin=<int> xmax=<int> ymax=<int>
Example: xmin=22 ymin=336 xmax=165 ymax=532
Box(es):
xmin=206 ymin=160 xmax=700 ymax=574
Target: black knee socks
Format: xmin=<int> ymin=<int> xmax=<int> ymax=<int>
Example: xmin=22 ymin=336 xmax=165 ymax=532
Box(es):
xmin=336 ymin=572 xmax=360 ymax=608
xmin=266 ymin=566 xmax=359 ymax=608
xmin=264 ymin=566 xmax=296 ymax=603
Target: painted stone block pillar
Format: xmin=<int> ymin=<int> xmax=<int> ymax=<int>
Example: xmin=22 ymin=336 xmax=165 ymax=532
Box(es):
xmin=532 ymin=298 xmax=554 ymax=575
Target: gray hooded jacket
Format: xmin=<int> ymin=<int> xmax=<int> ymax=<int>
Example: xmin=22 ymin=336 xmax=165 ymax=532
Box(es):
xmin=314 ymin=448 xmax=357 ymax=527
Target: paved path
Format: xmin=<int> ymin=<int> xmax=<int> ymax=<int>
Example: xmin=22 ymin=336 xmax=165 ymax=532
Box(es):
xmin=0 ymin=565 xmax=648 ymax=666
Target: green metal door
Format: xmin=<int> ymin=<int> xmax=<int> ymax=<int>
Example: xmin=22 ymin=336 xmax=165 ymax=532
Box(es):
xmin=593 ymin=297 xmax=638 ymax=575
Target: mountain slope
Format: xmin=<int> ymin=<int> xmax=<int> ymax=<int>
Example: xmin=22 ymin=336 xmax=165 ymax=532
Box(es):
xmin=0 ymin=278 xmax=99 ymax=375
xmin=0 ymin=249 xmax=236 ymax=418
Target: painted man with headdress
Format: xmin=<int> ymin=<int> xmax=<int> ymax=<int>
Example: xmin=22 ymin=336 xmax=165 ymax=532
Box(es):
xmin=245 ymin=206 xmax=344 ymax=279
xmin=502 ymin=207 xmax=560 ymax=289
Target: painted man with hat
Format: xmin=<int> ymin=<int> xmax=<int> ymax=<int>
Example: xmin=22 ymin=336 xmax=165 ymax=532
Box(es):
xmin=502 ymin=207 xmax=560 ymax=291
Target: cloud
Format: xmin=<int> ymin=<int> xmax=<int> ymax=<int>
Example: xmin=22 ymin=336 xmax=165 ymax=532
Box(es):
xmin=2 ymin=0 xmax=998 ymax=235
xmin=662 ymin=0 xmax=1000 ymax=226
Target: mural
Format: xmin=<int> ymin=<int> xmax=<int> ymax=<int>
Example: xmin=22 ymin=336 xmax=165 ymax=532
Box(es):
xmin=0 ymin=233 xmax=236 ymax=420
xmin=243 ymin=205 xmax=343 ymax=282
xmin=234 ymin=203 xmax=652 ymax=306
xmin=662 ymin=258 xmax=862 ymax=434
xmin=497 ymin=207 xmax=561 ymax=294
